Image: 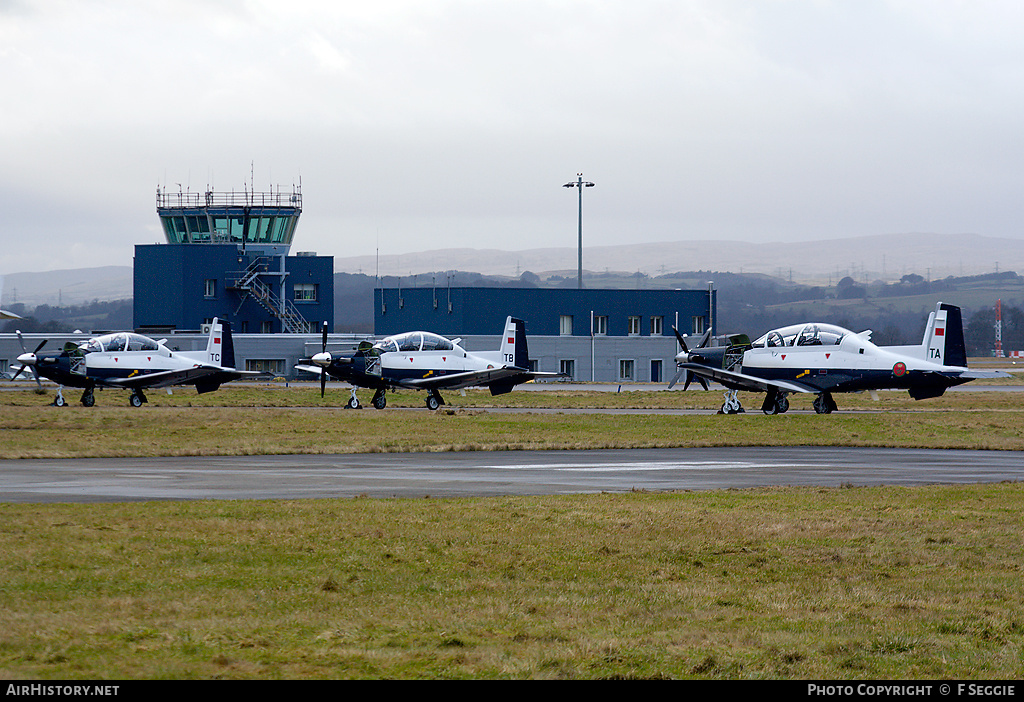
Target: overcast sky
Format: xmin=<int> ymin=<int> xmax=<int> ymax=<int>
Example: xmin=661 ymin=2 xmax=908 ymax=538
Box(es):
xmin=2 ymin=0 xmax=1024 ymax=276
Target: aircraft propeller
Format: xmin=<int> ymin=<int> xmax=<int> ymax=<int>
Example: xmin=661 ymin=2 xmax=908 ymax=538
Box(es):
xmin=315 ymin=321 xmax=329 ymax=398
xmin=11 ymin=330 xmax=45 ymax=390
xmin=668 ymin=327 xmax=710 ymax=391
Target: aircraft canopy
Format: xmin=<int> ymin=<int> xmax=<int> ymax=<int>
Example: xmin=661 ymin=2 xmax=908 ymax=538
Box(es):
xmin=374 ymin=331 xmax=454 ymax=354
xmin=83 ymin=332 xmax=161 ymax=354
xmin=751 ymin=323 xmax=851 ymax=349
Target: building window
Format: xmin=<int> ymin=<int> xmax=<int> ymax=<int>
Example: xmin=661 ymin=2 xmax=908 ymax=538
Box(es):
xmin=204 ymin=279 xmax=216 ymax=298
xmin=619 ymin=359 xmax=635 ymax=380
xmin=560 ymin=315 xmax=573 ymax=336
xmin=294 ymin=283 xmax=317 ymax=302
xmin=628 ymin=316 xmax=641 ymax=336
xmin=261 ymin=321 xmax=273 ymax=334
xmin=650 ymin=316 xmax=663 ymax=336
xmin=560 ymin=359 xmax=575 ymax=380
xmin=692 ymin=316 xmax=705 ymax=335
xmin=593 ymin=315 xmax=608 ymax=336
xmin=246 ymin=359 xmax=285 ymax=376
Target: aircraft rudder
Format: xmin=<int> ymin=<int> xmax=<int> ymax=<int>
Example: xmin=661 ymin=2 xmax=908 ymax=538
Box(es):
xmin=219 ymin=320 xmax=237 ymax=369
xmin=939 ymin=303 xmax=967 ymax=367
xmin=205 ymin=317 xmax=236 ymax=368
xmin=923 ymin=303 xmax=967 ymax=367
xmin=509 ymin=317 xmax=530 ymax=368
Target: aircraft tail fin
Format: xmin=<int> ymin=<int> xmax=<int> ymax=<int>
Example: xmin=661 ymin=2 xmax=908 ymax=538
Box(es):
xmin=498 ymin=316 xmax=530 ymax=368
xmin=922 ymin=302 xmax=967 ymax=367
xmin=205 ymin=318 xmax=237 ymax=369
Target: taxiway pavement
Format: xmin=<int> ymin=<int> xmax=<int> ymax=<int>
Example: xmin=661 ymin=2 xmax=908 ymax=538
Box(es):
xmin=1 ymin=446 xmax=1021 ymax=503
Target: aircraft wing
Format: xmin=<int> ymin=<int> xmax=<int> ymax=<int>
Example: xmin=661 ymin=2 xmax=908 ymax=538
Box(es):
xmin=105 ymin=365 xmax=259 ymax=389
xmin=678 ymin=363 xmax=819 ymax=395
xmin=400 ymin=366 xmax=558 ymax=391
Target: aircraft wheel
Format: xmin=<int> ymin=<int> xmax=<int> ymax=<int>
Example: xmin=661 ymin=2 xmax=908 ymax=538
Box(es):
xmin=720 ymin=391 xmax=743 ymax=414
xmin=346 ymin=396 xmax=361 ymax=409
xmin=813 ymin=394 xmax=835 ymax=414
xmin=372 ymin=393 xmax=387 ymax=410
xmin=130 ymin=394 xmax=143 ymax=408
xmin=81 ymin=393 xmax=95 ymax=408
xmin=776 ymin=395 xmax=789 ymax=414
xmin=425 ymin=394 xmax=441 ymax=411
xmin=54 ymin=395 xmax=67 ymax=407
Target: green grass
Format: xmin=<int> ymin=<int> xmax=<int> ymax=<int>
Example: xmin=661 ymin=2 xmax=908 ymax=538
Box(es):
xmin=2 ymin=486 xmax=1024 ymax=679
xmin=2 ymin=384 xmax=1023 ymax=458
xmin=1 ymin=384 xmax=1023 ymax=679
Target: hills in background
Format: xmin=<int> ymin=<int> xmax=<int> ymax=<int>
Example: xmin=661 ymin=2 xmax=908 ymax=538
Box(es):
xmin=3 ymin=234 xmax=1023 ymax=347
xmin=3 ymin=233 xmax=1023 ymax=307
xmin=334 ymin=233 xmax=1024 ymax=284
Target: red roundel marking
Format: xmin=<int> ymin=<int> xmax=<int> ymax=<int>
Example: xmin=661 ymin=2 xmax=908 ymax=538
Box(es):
xmin=893 ymin=361 xmax=907 ymax=377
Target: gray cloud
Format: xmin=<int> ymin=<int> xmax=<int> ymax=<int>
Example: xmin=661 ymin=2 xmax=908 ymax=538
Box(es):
xmin=2 ymin=0 xmax=1024 ymax=275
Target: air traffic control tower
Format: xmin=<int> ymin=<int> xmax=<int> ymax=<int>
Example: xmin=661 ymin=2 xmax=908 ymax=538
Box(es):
xmin=133 ymin=184 xmax=333 ymax=334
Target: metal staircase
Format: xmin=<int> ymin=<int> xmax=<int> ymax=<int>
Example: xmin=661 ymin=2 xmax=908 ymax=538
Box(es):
xmin=229 ymin=258 xmax=313 ymax=333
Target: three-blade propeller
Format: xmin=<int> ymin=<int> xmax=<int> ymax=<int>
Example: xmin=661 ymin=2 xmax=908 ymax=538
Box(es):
xmin=668 ymin=327 xmax=710 ymax=391
xmin=11 ymin=331 xmax=45 ymax=390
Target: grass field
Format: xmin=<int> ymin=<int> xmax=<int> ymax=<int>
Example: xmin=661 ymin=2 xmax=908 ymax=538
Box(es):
xmin=1 ymin=383 xmax=1023 ymax=679
xmin=2 ymin=382 xmax=1024 ymax=458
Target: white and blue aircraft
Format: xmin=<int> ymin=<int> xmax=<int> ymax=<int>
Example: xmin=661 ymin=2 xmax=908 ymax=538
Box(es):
xmin=12 ymin=318 xmax=257 ymax=406
xmin=670 ymin=302 xmax=1010 ymax=414
xmin=297 ymin=316 xmax=562 ymax=409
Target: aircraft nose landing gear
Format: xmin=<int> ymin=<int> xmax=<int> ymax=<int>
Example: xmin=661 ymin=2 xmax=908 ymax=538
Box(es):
xmin=719 ymin=389 xmax=744 ymax=414
xmin=346 ymin=388 xmax=361 ymax=409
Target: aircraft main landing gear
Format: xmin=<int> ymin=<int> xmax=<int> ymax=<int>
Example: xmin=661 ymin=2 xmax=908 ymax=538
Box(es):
xmin=129 ymin=389 xmax=148 ymax=407
xmin=371 ymin=389 xmax=387 ymax=410
xmin=425 ymin=390 xmax=445 ymax=411
xmin=813 ymin=392 xmax=838 ymax=414
xmin=761 ymin=391 xmax=789 ymax=415
xmin=80 ymin=387 xmax=95 ymax=407
xmin=719 ymin=389 xmax=744 ymax=414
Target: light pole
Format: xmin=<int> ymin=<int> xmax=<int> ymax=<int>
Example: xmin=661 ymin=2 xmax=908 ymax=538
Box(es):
xmin=563 ymin=173 xmax=594 ymax=289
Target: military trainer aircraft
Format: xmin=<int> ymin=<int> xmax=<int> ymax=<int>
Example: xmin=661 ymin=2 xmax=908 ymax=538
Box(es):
xmin=296 ymin=316 xmax=562 ymax=409
xmin=11 ymin=318 xmax=257 ymax=406
xmin=669 ymin=302 xmax=1010 ymax=414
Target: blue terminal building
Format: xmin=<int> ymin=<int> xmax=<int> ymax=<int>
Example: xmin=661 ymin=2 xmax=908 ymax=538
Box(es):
xmin=134 ymin=185 xmax=334 ymax=336
xmin=374 ymin=285 xmax=716 ymax=383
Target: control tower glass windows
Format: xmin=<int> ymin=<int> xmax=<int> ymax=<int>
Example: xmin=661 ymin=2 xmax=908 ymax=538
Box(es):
xmin=229 ymin=216 xmax=245 ymax=242
xmin=162 ymin=216 xmax=187 ymax=243
xmin=272 ymin=217 xmax=291 ymax=243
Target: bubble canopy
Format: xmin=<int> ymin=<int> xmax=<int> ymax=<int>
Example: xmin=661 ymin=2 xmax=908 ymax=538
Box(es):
xmin=373 ymin=332 xmax=455 ymax=354
xmin=751 ymin=323 xmax=852 ymax=348
xmin=81 ymin=332 xmax=160 ymax=354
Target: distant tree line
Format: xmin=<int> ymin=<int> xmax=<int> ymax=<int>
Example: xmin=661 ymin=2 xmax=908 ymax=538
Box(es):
xmin=1 ymin=299 xmax=133 ymax=334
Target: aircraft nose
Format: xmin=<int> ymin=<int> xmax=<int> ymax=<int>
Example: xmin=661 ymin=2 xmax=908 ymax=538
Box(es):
xmin=16 ymin=352 xmax=36 ymax=366
xmin=312 ymin=351 xmax=332 ymax=367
